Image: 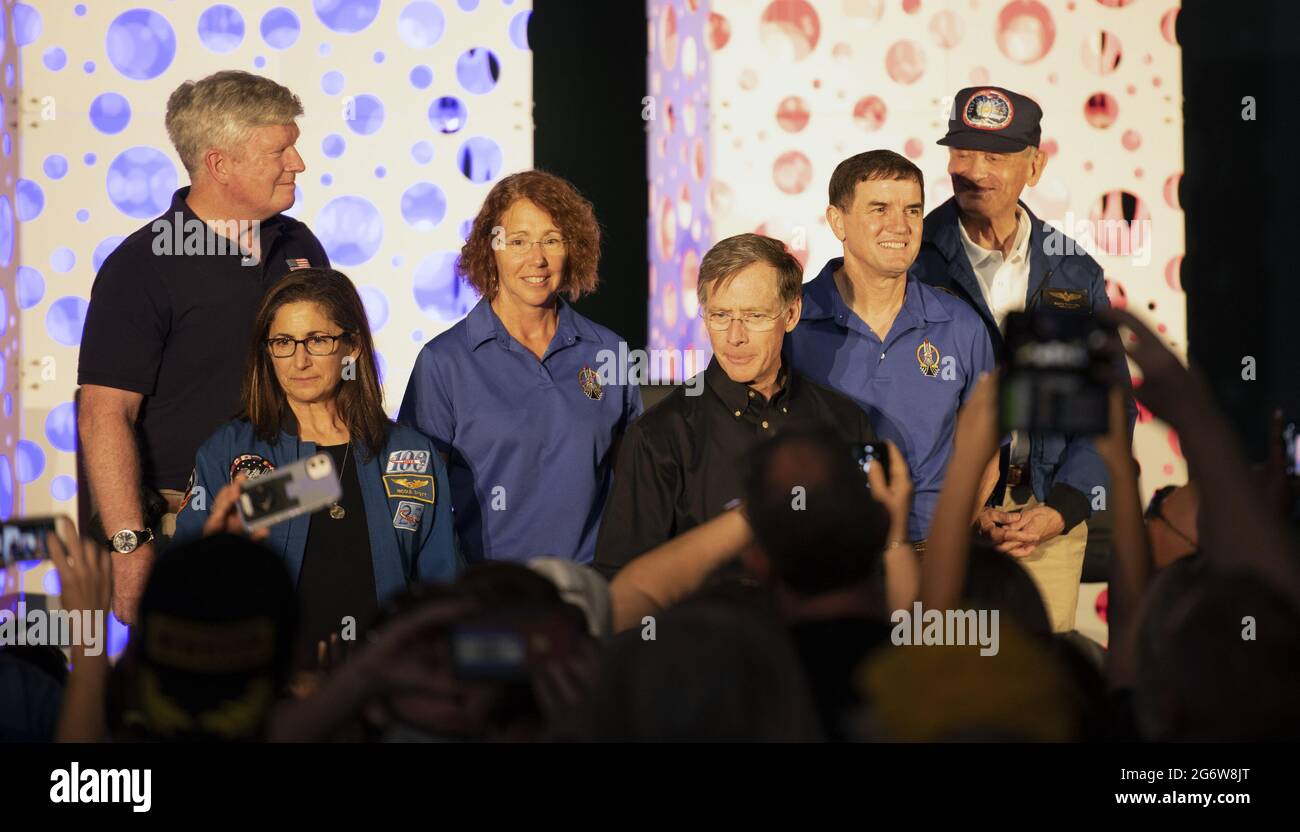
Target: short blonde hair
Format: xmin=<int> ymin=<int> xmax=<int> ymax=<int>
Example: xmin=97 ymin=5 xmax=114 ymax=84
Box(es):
xmin=165 ymin=71 xmax=304 ymax=176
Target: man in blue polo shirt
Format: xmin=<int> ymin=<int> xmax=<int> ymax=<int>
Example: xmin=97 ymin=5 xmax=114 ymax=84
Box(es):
xmin=912 ymin=86 xmax=1135 ymax=631
xmin=788 ymin=150 xmax=998 ymax=544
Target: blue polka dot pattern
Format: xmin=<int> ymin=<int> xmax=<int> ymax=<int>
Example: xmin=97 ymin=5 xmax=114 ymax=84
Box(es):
xmin=45 ymin=402 xmax=78 ymax=453
xmin=314 ymin=0 xmax=381 ymax=34
xmin=314 ymin=196 xmax=384 ymax=266
xmin=51 ymin=475 xmax=77 ymax=501
xmin=260 ymin=7 xmax=301 ymax=49
xmin=198 ymin=5 xmax=246 ymax=53
xmin=16 ymin=0 xmax=526 ymax=518
xmin=89 ymin=93 xmax=132 ymax=135
xmin=106 ymin=147 xmax=177 ymax=219
xmin=43 ymin=155 xmax=69 ymax=179
xmin=106 ymin=10 xmax=177 ymax=80
xmin=456 ymin=47 xmax=500 ymax=94
xmin=398 ymin=2 xmax=446 ymax=48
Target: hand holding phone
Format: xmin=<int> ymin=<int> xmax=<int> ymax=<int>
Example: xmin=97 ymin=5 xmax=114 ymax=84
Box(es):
xmin=236 ymin=453 xmax=342 ymax=532
xmin=1 ymin=516 xmax=61 ymax=566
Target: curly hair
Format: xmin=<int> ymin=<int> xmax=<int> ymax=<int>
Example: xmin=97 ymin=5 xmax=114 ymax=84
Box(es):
xmin=457 ymin=170 xmax=601 ymax=302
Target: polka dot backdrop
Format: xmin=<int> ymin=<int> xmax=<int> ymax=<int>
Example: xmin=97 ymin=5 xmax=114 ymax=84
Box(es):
xmin=650 ymin=0 xmax=1185 ymax=494
xmin=7 ymin=0 xmax=532 ymax=620
xmin=650 ymin=0 xmax=1186 ymax=645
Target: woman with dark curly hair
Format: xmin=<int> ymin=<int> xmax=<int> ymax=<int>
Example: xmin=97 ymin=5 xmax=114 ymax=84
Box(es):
xmin=399 ymin=170 xmax=642 ymax=564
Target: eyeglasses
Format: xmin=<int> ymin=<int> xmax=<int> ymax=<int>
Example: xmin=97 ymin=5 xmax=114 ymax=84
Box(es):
xmin=702 ymin=309 xmax=785 ymax=332
xmin=266 ymin=333 xmax=352 ymax=358
xmin=502 ymin=237 xmax=566 ymax=256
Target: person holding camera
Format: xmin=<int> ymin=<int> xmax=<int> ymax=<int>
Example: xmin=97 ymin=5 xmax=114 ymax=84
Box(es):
xmin=911 ymin=85 xmax=1135 ymax=631
xmin=173 ymin=269 xmax=461 ymax=652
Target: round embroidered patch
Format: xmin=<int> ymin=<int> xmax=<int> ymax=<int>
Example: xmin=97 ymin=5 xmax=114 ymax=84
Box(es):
xmin=962 ymin=89 xmax=1015 ymax=131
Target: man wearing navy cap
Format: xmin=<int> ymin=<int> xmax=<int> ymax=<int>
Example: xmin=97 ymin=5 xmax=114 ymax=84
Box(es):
xmin=787 ymin=150 xmax=999 ymax=548
xmin=912 ymin=86 xmax=1135 ymax=631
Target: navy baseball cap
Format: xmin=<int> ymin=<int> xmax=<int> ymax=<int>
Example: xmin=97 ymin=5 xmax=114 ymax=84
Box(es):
xmin=938 ymin=86 xmax=1043 ymax=153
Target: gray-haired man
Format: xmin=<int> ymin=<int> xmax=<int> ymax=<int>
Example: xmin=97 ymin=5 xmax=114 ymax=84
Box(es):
xmin=78 ymin=71 xmax=329 ymax=624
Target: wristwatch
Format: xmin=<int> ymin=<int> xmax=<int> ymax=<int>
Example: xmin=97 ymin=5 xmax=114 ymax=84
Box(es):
xmin=107 ymin=528 xmax=155 ymax=554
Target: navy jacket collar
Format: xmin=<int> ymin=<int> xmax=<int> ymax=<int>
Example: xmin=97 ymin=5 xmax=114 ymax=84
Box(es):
xmin=922 ymin=196 xmax=1063 ymax=317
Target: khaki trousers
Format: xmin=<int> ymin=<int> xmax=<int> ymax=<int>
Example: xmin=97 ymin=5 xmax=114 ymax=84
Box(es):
xmin=999 ymin=491 xmax=1088 ymax=633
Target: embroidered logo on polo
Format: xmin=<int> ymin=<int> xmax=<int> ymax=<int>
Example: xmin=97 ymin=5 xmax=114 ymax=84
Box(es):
xmin=578 ymin=365 xmax=604 ymax=401
xmin=286 ymin=258 xmax=311 ymax=271
xmin=383 ymin=474 xmax=435 ymax=504
xmin=386 ymin=449 xmax=431 ymax=474
xmin=392 ymin=501 xmax=425 ymax=531
xmin=230 ymin=454 xmax=275 ymax=481
xmin=962 ymin=89 xmax=1014 ymax=131
xmin=916 ymin=339 xmax=941 ymax=377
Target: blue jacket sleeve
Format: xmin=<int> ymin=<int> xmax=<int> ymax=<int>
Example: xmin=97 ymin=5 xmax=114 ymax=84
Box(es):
xmin=171 ymin=430 xmax=230 ymax=547
xmin=412 ymin=446 xmax=461 ymax=583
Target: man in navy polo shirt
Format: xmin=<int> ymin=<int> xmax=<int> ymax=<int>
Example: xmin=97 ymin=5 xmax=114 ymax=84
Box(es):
xmin=78 ymin=71 xmax=328 ymax=624
xmin=911 ymin=85 xmax=1135 ymax=631
xmin=787 ymin=150 xmax=998 ymax=544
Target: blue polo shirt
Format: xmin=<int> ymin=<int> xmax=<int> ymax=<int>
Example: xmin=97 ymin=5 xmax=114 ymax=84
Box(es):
xmin=398 ymin=297 xmax=643 ymax=564
xmin=786 ymin=259 xmax=995 ymax=539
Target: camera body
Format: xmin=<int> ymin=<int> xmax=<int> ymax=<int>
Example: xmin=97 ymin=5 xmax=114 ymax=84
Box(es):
xmin=1000 ymin=309 xmax=1113 ymax=437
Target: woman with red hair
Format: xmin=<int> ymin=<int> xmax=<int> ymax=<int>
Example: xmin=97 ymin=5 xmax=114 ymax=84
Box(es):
xmin=399 ymin=170 xmax=642 ymax=565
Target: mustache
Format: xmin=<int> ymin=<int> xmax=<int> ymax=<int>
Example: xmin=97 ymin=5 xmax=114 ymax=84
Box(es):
xmin=952 ymin=175 xmax=992 ymax=192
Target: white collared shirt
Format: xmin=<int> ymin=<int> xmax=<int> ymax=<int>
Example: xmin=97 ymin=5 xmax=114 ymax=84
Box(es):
xmin=957 ymin=207 xmax=1032 ymax=332
xmin=959 ymin=208 xmax=1033 ymax=466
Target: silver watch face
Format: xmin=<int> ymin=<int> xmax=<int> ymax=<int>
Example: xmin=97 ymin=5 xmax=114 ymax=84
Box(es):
xmin=112 ymin=530 xmax=139 ymax=554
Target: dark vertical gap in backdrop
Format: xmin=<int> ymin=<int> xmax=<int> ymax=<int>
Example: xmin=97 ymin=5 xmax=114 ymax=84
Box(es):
xmin=1181 ymin=0 xmax=1300 ymax=459
xmin=531 ymin=0 xmax=649 ymax=351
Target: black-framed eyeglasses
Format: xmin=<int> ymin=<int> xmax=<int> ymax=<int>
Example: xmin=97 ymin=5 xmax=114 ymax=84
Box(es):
xmin=266 ymin=332 xmax=352 ymax=358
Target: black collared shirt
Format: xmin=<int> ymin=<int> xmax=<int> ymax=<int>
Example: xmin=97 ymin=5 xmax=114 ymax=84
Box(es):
xmin=78 ymin=187 xmax=329 ymax=491
xmin=592 ymin=358 xmax=878 ymax=578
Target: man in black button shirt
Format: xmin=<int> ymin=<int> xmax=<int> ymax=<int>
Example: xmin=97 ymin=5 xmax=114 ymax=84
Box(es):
xmin=593 ymin=233 xmax=878 ymax=578
xmin=77 ymin=71 xmax=329 ymax=624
